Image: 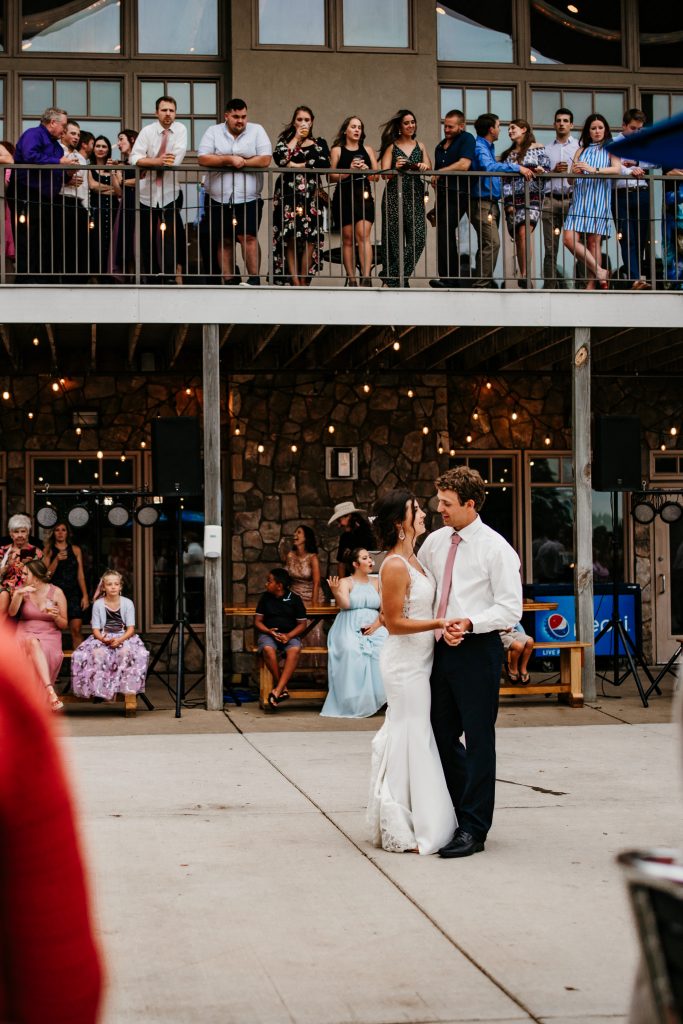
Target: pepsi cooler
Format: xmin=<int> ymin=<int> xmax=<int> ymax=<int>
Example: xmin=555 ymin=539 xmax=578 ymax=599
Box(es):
xmin=522 ymin=584 xmax=642 ymax=662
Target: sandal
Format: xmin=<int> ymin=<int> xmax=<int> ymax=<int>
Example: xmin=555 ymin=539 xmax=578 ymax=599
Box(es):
xmin=46 ymin=684 xmax=64 ymax=712
xmin=278 ymin=690 xmax=290 ymax=702
xmin=519 ymin=672 xmax=531 ymax=684
xmin=267 ymin=690 xmax=281 ymax=709
xmin=505 ymin=667 xmax=520 ymax=683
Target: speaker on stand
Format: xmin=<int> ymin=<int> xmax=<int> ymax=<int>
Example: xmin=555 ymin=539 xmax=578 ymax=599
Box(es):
xmin=592 ymin=416 xmax=658 ymax=707
xmin=146 ymin=418 xmax=206 ymax=718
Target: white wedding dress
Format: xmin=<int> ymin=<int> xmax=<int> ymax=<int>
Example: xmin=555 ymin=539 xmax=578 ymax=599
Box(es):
xmin=367 ymin=555 xmax=457 ymax=855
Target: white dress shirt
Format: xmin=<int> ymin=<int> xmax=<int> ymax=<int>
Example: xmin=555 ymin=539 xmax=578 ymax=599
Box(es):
xmin=130 ymin=121 xmax=187 ymax=207
xmin=612 ymin=132 xmax=657 ymax=190
xmin=59 ymin=146 xmax=89 ymax=208
xmin=418 ymin=518 xmax=522 ymax=633
xmin=197 ymin=121 xmax=272 ymax=203
xmin=543 ymin=135 xmax=580 ymax=195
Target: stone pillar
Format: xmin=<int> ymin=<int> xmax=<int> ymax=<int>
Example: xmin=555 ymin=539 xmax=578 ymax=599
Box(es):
xmin=203 ymin=324 xmax=223 ymax=710
xmin=572 ymin=327 xmax=595 ymax=700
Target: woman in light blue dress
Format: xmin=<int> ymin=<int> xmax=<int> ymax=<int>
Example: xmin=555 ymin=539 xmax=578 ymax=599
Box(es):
xmin=321 ymin=548 xmax=387 ymax=718
xmin=563 ymin=113 xmax=620 ymax=289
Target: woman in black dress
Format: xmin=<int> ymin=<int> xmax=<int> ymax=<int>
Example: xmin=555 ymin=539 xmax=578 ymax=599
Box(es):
xmin=111 ymin=128 xmax=139 ymax=280
xmin=42 ymin=521 xmax=90 ymax=649
xmin=272 ymin=106 xmax=331 ymax=286
xmin=88 ymin=135 xmax=121 ymax=279
xmin=329 ymin=115 xmax=379 ymax=286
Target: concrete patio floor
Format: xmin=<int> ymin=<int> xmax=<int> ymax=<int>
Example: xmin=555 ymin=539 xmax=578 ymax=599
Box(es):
xmin=58 ymin=676 xmax=681 ymax=1024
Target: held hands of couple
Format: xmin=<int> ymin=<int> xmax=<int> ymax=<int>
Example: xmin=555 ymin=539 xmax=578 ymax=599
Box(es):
xmin=441 ymin=617 xmax=473 ymax=647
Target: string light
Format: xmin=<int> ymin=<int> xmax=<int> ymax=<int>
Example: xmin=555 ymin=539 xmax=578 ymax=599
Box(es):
xmin=392 ymin=341 xmax=400 ymax=351
xmin=159 ymin=222 xmax=167 ymax=232
xmin=32 ymin=336 xmax=39 ymax=346
xmin=511 ymin=411 xmax=518 ymax=421
xmin=51 ymin=381 xmax=59 ymax=392
xmin=257 ymin=443 xmax=265 ymax=454
xmin=234 ymin=426 xmax=241 ymax=435
xmin=1 ymin=390 xmax=9 ymax=400
xmin=96 ymin=449 xmax=103 ymax=459
xmin=544 ymin=436 xmax=551 ymax=446
xmin=290 ymin=444 xmax=298 ymax=453
xmin=422 ymin=426 xmax=429 ymax=436
xmin=75 ymin=426 xmax=82 ymax=436
xmin=362 ymin=383 xmax=370 ymax=393
xmin=466 ymin=434 xmax=472 ymax=444
xmin=438 ymin=445 xmax=444 ymax=455
xmin=18 ymin=213 xmax=26 ymax=224
xmin=485 ymin=381 xmax=492 ymax=389
xmin=328 ymin=425 xmax=335 ymax=434
xmin=28 ymin=412 xmax=34 ymax=419
xmin=120 ymin=453 xmax=126 ymax=462
xmin=472 ymin=411 xmax=479 ymax=420
xmin=185 ymin=387 xmax=192 ymax=395
xmin=449 ymin=448 xmax=455 ymax=456
xmin=660 ymin=442 xmax=667 ymax=451
xmin=407 ymin=389 xmax=414 ymax=398
xmin=671 ymin=427 xmax=678 ymax=437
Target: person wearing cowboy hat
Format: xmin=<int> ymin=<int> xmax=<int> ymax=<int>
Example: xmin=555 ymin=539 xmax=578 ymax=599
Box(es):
xmin=328 ymin=501 xmax=375 ymax=577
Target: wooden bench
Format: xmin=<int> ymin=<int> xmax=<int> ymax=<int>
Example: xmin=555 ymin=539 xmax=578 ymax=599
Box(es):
xmin=499 ymin=641 xmax=591 ymax=707
xmin=251 ymin=646 xmax=328 ymax=710
xmin=57 ymin=650 xmax=146 ymax=717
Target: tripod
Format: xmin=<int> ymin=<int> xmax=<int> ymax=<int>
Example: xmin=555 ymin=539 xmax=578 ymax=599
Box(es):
xmin=147 ymin=498 xmax=205 ymax=719
xmin=594 ymin=491 xmax=659 ymax=708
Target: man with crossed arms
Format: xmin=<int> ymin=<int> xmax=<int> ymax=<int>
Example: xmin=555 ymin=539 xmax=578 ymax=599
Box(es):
xmin=419 ymin=466 xmax=522 ymax=858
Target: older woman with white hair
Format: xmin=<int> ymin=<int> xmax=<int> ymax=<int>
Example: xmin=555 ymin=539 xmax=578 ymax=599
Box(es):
xmin=0 ymin=514 xmax=42 ymax=620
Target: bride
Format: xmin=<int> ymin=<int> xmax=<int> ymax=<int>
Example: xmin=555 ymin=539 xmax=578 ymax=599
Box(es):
xmin=367 ymin=489 xmax=458 ymax=855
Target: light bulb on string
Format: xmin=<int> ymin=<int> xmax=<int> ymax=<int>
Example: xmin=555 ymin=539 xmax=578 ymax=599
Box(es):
xmin=51 ymin=381 xmax=59 ymax=392
xmin=392 ymin=341 xmax=400 ymax=351
xmin=328 ymin=425 xmax=335 ymax=434
xmin=185 ymin=387 xmax=191 ymax=396
xmin=485 ymin=380 xmax=492 ymax=390
xmin=438 ymin=445 xmax=444 ymax=455
xmin=290 ymin=444 xmax=298 ymax=453
xmin=422 ymin=426 xmax=429 ymax=436
xmin=120 ymin=453 xmax=126 ymax=462
xmin=1 ymin=390 xmax=9 ymax=401
xmin=472 ymin=411 xmax=479 ymax=420
xmin=75 ymin=426 xmax=82 ymax=436
xmin=96 ymin=449 xmax=103 ymax=460
xmin=28 ymin=411 xmax=34 ymax=420
xmin=140 ymin=440 xmax=146 ymax=449
xmin=362 ymin=383 xmax=370 ymax=393
xmin=671 ymin=426 xmax=678 ymax=437
xmin=660 ymin=442 xmax=667 ymax=451
xmin=159 ymin=222 xmax=167 ymax=232
xmin=511 ymin=411 xmax=518 ymax=421
xmin=544 ymin=436 xmax=551 ymax=446
xmin=32 ymin=336 xmax=39 ymax=346
xmin=449 ymin=448 xmax=455 ymax=457
xmin=257 ymin=443 xmax=265 ymax=454
xmin=19 ymin=213 xmax=26 ymax=225
xmin=466 ymin=434 xmax=472 ymax=444
xmin=234 ymin=426 xmax=241 ymax=435
xmin=407 ymin=389 xmax=414 ymax=398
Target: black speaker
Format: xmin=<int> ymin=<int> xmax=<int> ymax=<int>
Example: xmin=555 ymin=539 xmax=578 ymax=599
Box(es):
xmin=152 ymin=418 xmax=202 ymax=496
xmin=593 ymin=416 xmax=641 ymax=492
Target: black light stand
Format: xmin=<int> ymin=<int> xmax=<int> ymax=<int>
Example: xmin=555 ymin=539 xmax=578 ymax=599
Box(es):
xmin=146 ymin=495 xmax=205 ymax=718
xmin=594 ymin=492 xmax=659 ymax=707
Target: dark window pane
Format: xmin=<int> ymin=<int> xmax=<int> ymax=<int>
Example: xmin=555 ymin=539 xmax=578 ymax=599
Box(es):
xmin=480 ymin=487 xmax=514 ymax=546
xmin=592 ymin=491 xmax=623 ymax=582
xmin=22 ymin=0 xmax=120 ymax=53
xmin=491 ymin=457 xmax=512 ymax=482
xmin=437 ymin=2 xmax=513 ymax=63
xmin=530 ymin=0 xmax=622 ymax=66
xmin=34 ymin=458 xmax=65 ymax=485
xmin=530 ymin=457 xmax=560 ymax=483
xmin=343 ymin=0 xmax=409 ymax=47
xmin=468 ymin=457 xmax=489 ymax=479
xmin=138 ymin=0 xmax=217 ymax=54
xmin=531 ymin=488 xmax=574 ymax=583
xmin=639 ymin=4 xmax=683 ymax=68
xmin=102 ymin=459 xmax=134 ymax=486
xmin=653 ymin=455 xmax=678 ymax=474
xmin=68 ymin=459 xmax=99 ymax=485
xmin=258 ymin=0 xmax=325 ymax=45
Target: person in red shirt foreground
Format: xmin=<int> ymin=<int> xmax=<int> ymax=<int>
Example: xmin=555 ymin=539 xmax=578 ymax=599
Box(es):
xmin=0 ymin=619 xmax=103 ymax=1023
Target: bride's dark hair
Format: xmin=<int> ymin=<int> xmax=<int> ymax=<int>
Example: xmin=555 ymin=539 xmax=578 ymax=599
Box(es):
xmin=372 ymin=489 xmax=418 ymax=550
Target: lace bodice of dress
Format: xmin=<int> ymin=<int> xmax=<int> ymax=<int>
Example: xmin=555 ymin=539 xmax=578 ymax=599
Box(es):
xmin=379 ymin=554 xmax=435 ymax=623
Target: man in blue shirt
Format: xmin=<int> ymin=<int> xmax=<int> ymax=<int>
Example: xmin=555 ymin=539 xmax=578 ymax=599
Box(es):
xmin=429 ymin=109 xmax=475 ymax=288
xmin=470 ymin=113 xmax=533 ymax=288
xmin=11 ymin=107 xmax=78 ymax=280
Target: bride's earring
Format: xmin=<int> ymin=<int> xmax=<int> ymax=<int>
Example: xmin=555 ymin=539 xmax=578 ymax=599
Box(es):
xmin=398 ymin=528 xmax=406 ymax=541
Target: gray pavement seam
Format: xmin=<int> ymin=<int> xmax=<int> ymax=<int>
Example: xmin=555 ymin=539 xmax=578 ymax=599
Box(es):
xmin=225 ymin=709 xmax=541 ymax=1024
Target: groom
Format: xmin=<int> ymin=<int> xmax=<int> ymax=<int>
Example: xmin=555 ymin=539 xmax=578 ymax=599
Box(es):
xmin=418 ymin=466 xmax=522 ymax=858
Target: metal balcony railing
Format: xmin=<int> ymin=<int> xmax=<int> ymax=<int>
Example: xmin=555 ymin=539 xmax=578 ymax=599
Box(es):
xmin=1 ymin=164 xmax=681 ymax=290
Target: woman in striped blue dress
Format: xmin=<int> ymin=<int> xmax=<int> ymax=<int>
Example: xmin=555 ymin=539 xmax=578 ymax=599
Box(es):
xmin=563 ymin=114 xmax=620 ymax=289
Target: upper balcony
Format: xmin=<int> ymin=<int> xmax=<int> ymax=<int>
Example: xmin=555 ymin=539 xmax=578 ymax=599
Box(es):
xmin=1 ymin=165 xmax=682 ymax=375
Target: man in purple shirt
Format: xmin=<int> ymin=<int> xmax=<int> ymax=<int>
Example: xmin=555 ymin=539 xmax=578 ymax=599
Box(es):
xmin=11 ymin=107 xmax=78 ymax=280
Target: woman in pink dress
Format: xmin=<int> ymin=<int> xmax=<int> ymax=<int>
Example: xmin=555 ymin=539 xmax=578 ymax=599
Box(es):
xmin=9 ymin=559 xmax=67 ymax=711
xmin=0 ymin=141 xmax=15 ymax=262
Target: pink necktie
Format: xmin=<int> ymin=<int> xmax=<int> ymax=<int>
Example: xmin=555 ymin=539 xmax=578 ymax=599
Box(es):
xmin=435 ymin=532 xmax=461 ymax=641
xmin=155 ymin=128 xmax=169 ymax=185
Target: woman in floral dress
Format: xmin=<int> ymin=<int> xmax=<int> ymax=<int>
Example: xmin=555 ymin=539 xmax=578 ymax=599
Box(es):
xmin=71 ymin=570 xmax=148 ymax=700
xmin=500 ymin=119 xmax=550 ymax=286
xmin=272 ymin=106 xmax=331 ymax=285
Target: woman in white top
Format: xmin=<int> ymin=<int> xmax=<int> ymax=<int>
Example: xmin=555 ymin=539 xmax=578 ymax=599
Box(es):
xmin=367 ymin=489 xmax=457 ymax=855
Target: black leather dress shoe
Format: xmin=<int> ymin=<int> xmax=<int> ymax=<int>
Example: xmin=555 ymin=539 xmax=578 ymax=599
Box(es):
xmin=438 ymin=829 xmax=485 ymax=858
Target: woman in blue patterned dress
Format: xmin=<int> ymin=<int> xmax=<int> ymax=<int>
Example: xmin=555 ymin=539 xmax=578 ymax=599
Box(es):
xmin=321 ymin=548 xmax=387 ymax=718
xmin=563 ymin=114 xmax=620 ymax=289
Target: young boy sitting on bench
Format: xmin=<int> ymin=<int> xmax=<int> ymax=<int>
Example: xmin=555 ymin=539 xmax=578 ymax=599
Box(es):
xmin=255 ymin=568 xmax=308 ymax=709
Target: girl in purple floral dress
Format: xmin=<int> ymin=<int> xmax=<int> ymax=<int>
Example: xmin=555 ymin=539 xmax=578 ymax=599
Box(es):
xmin=272 ymin=106 xmax=331 ymax=285
xmin=71 ymin=570 xmax=148 ymax=700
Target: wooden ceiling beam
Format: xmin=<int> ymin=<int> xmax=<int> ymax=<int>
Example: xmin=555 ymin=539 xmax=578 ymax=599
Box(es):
xmin=0 ymin=325 xmax=18 ymax=370
xmin=127 ymin=324 xmax=142 ymax=365
xmin=279 ymin=324 xmax=326 ymax=369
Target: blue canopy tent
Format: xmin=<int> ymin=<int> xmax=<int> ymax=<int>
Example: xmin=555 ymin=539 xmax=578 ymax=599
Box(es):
xmin=607 ymin=112 xmax=683 ymax=168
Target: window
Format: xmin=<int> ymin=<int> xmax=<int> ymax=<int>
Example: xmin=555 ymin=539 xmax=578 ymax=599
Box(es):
xmin=140 ymin=80 xmax=218 ymax=151
xmin=440 ymin=86 xmax=513 ymax=131
xmin=530 ymin=0 xmax=622 ymax=66
xmin=258 ymin=0 xmax=327 ymax=46
xmin=639 ymin=5 xmax=683 ymax=68
xmin=138 ymin=0 xmax=218 ymax=55
xmin=651 ymin=450 xmax=683 ymax=479
xmin=527 ymin=455 xmax=623 ymax=583
xmin=437 ymin=2 xmax=513 ymax=63
xmin=641 ymin=93 xmax=683 ymax=125
xmin=21 ymin=0 xmax=120 ymax=54
xmin=449 ymin=452 xmax=518 ymax=548
xmin=21 ymin=77 xmax=122 ymax=142
xmin=342 ymin=0 xmax=409 ymax=48
xmin=531 ymin=89 xmax=626 ymax=145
